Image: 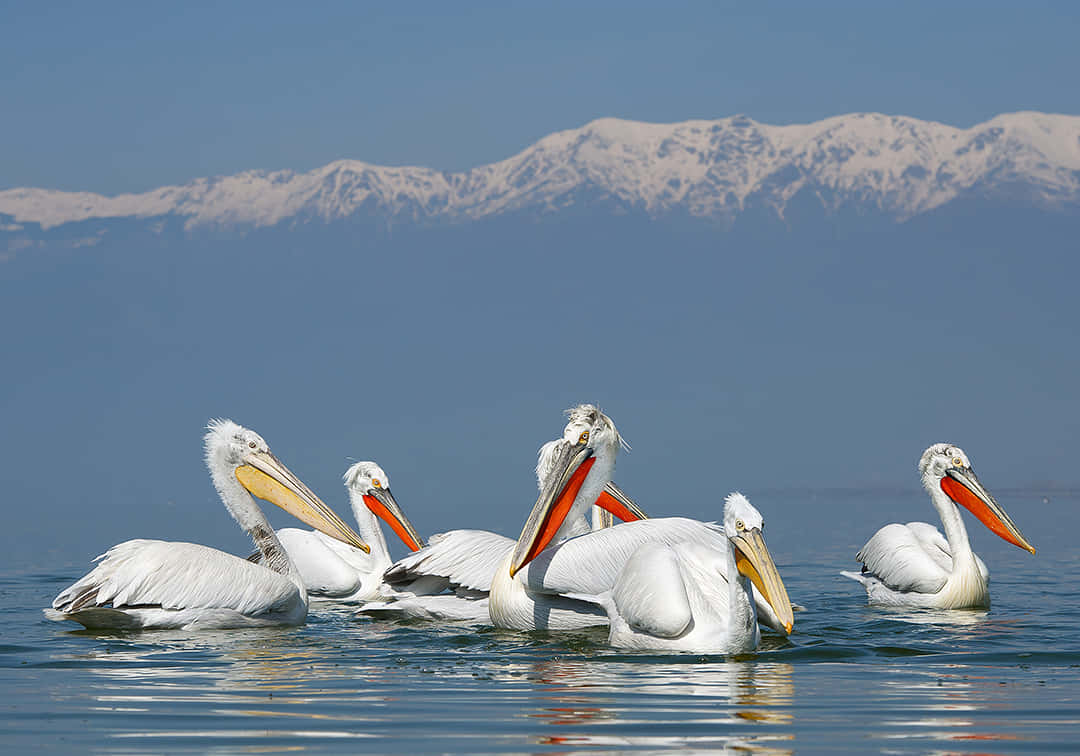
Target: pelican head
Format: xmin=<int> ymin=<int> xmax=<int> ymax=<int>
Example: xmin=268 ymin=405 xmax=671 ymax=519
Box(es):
xmin=537 ymin=437 xmax=645 ymax=526
xmin=510 ymin=404 xmax=628 ymax=576
xmin=344 ymin=461 xmax=425 ymax=552
xmin=723 ymin=493 xmax=794 ymax=634
xmin=534 ymin=405 xmax=623 ymax=480
xmin=919 ymin=443 xmax=1035 ymax=554
xmin=205 ymin=419 xmax=370 ymax=552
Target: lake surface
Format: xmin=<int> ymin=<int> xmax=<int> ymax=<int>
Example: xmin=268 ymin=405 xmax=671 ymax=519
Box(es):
xmin=4 ymin=489 xmax=1079 ymax=754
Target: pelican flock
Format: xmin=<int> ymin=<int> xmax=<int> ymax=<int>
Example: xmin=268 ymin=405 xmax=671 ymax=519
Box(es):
xmin=45 ymin=409 xmax=1041 ymax=656
xmin=361 ymin=433 xmax=647 ymax=623
xmin=842 ymin=443 xmax=1035 ymax=608
xmin=487 ymin=405 xmax=793 ymax=648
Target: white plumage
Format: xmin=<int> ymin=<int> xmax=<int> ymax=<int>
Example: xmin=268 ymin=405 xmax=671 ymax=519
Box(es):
xmin=842 ymin=443 xmax=1034 ymax=608
xmin=487 ymin=405 xmax=794 ymax=639
xmin=610 ymin=542 xmax=695 ymax=639
xmin=46 ymin=420 xmax=369 ymax=630
xmin=384 ymin=529 xmax=514 ymax=594
xmin=365 ymin=516 xmax=616 ymax=624
xmin=362 ymin=411 xmax=646 ymax=624
xmin=484 ymin=405 xmax=625 ymax=630
xmin=48 ymin=540 xmax=305 ymax=629
xmin=354 ymin=528 xmax=511 ymax=623
xmin=565 ymin=494 xmax=792 ymax=654
xmin=274 ymin=530 xmax=377 ymax=598
xmin=264 ymin=461 xmax=426 ymax=602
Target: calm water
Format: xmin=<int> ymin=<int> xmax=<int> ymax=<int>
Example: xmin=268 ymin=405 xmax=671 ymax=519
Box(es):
xmin=4 ymin=490 xmax=1079 ymax=754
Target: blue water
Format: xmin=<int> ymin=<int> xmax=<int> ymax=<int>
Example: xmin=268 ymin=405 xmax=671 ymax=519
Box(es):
xmin=4 ymin=489 xmax=1079 ymax=754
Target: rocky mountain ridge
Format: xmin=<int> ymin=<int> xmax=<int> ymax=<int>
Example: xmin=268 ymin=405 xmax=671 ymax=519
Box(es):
xmin=2 ymin=111 xmax=1079 ymax=233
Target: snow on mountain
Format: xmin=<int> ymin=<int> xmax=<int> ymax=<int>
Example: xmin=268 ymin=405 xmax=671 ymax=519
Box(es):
xmin=2 ymin=112 xmax=1079 ymax=232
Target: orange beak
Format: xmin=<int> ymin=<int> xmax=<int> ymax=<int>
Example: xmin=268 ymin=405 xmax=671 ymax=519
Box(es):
xmin=941 ymin=467 xmax=1035 ymax=554
xmin=596 ymin=482 xmax=647 ymax=522
xmin=363 ymin=488 xmax=425 ymax=552
xmin=510 ymin=439 xmax=597 ymax=577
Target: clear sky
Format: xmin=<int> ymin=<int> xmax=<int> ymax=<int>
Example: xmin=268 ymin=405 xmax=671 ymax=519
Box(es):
xmin=3 ymin=1 xmax=1080 ymax=194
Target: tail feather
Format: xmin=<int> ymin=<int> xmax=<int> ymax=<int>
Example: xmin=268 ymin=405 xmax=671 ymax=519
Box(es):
xmin=55 ymin=584 xmax=101 ymax=613
xmin=43 ymin=606 xmax=144 ymax=629
xmin=840 ymin=570 xmax=870 ymax=586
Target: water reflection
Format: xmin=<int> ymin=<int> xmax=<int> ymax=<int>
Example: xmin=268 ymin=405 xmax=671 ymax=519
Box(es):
xmin=55 ymin=623 xmax=414 ymax=749
xmin=66 ymin=629 xmax=800 ymax=753
xmin=87 ymin=634 xmax=392 ymax=677
xmin=875 ymin=608 xmax=991 ymax=626
xmin=520 ymin=658 xmax=795 ymax=753
xmin=873 ymin=662 xmax=1027 ymax=753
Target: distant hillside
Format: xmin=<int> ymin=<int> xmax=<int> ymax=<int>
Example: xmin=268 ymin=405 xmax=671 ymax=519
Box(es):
xmin=2 ymin=111 xmax=1079 ymax=249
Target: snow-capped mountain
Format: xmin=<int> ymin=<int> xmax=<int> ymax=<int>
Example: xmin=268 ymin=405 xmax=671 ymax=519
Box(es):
xmin=2 ymin=111 xmax=1079 ymax=234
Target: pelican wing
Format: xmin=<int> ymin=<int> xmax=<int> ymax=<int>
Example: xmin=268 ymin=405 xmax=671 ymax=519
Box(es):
xmin=855 ymin=523 xmax=950 ymax=594
xmin=383 ymin=529 xmax=514 ymax=593
xmin=359 ymin=593 xmax=491 ymax=623
xmin=53 ymin=539 xmax=300 ymax=616
xmin=903 ymin=522 xmax=954 ymax=572
xmin=518 ymin=517 xmax=727 ymax=597
xmin=904 ymin=521 xmax=989 ymax=582
xmin=609 ymin=542 xmax=693 ymax=638
xmin=273 ymin=528 xmax=373 ymax=597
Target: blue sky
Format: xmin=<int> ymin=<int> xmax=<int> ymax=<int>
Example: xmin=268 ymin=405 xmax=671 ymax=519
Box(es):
xmin=3 ymin=1 xmax=1079 ymax=193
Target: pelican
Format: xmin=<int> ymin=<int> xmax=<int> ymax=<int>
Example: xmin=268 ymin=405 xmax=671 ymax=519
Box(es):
xmin=842 ymin=443 xmax=1035 ymax=608
xmin=46 ymin=420 xmax=370 ymax=630
xmin=254 ymin=461 xmax=426 ymax=602
xmin=362 ymin=418 xmax=647 ymax=623
xmin=570 ymin=493 xmax=792 ymax=654
xmin=489 ymin=405 xmax=795 ymax=635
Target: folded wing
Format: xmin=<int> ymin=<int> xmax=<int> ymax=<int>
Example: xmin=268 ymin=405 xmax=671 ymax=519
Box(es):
xmin=52 ymin=539 xmax=300 ymax=617
xmin=383 ymin=529 xmax=515 ymax=593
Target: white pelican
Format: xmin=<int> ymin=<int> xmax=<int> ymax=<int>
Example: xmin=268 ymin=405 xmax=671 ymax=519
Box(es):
xmin=842 ymin=443 xmax=1035 ymax=608
xmin=489 ymin=405 xmax=795 ymax=635
xmin=46 ymin=420 xmax=370 ymax=630
xmin=363 ymin=418 xmax=647 ymax=623
xmin=256 ymin=461 xmax=426 ymax=602
xmin=570 ymin=493 xmax=792 ymax=654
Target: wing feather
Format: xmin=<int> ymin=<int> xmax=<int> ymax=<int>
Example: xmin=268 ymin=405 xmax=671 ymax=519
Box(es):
xmin=855 ymin=523 xmax=949 ymax=594
xmin=359 ymin=593 xmax=491 ymax=623
xmin=53 ymin=540 xmax=300 ymax=617
xmin=274 ymin=529 xmax=368 ymax=596
xmin=610 ymin=543 xmax=693 ymax=638
xmin=383 ymin=530 xmax=514 ymax=593
xmin=518 ymin=518 xmax=727 ymax=597
xmin=903 ymin=522 xmax=954 ymax=573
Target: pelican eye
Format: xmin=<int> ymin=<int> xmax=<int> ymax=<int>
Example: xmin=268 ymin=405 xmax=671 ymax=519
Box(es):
xmin=952 ymin=457 xmax=963 ymax=467
xmin=735 ymin=519 xmax=745 ymax=531
xmin=579 ymin=430 xmax=589 ymax=444
xmin=371 ymin=478 xmax=382 ymax=489
xmin=248 ymin=441 xmax=257 ymax=449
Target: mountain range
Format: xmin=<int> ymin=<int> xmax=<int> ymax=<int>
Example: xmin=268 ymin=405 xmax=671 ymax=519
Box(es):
xmin=2 ymin=111 xmax=1079 ymax=245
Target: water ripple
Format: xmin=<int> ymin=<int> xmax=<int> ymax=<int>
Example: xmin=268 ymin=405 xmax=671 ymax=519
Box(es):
xmin=4 ymin=490 xmax=1080 ymax=753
